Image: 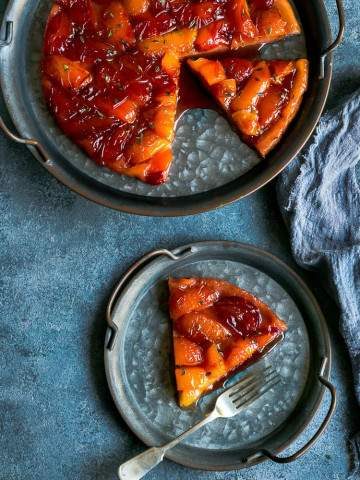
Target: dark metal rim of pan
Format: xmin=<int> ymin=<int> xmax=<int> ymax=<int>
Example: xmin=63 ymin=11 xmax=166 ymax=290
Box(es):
xmin=0 ymin=0 xmax=345 ymax=216
xmin=104 ymin=241 xmax=336 ymax=470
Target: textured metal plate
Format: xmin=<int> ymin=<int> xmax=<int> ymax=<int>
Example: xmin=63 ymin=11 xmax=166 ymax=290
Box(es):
xmin=104 ymin=241 xmax=331 ymax=470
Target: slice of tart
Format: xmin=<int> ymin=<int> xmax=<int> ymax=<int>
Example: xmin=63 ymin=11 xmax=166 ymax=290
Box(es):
xmin=169 ymin=277 xmax=287 ymax=408
xmin=187 ymin=56 xmax=308 ymax=156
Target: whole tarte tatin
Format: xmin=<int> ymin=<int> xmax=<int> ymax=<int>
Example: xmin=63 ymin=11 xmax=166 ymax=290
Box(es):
xmin=42 ymin=0 xmax=305 ymax=184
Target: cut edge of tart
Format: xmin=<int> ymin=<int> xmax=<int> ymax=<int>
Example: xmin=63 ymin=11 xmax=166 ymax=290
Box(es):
xmin=168 ymin=277 xmax=287 ymax=408
xmin=187 ymin=56 xmax=309 ymax=157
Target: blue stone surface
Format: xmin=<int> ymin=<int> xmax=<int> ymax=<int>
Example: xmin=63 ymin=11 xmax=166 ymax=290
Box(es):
xmin=0 ymin=0 xmax=360 ymax=479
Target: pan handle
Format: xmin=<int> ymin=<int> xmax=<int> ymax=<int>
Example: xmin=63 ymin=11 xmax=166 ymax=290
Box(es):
xmin=0 ymin=20 xmax=13 ymax=47
xmin=0 ymin=116 xmax=50 ymax=163
xmin=0 ymin=14 xmax=48 ymax=162
xmin=320 ymin=0 xmax=345 ymax=79
xmin=246 ymin=358 xmax=336 ymax=464
xmin=105 ymin=247 xmax=193 ymax=351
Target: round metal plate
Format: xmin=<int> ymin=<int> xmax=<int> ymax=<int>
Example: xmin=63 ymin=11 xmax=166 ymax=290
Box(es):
xmin=0 ymin=0 xmax=333 ymax=215
xmin=104 ymin=241 xmax=331 ymax=470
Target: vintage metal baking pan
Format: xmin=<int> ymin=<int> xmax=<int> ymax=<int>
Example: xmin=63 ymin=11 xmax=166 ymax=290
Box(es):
xmin=104 ymin=241 xmax=336 ymax=471
xmin=0 ymin=0 xmax=344 ymax=216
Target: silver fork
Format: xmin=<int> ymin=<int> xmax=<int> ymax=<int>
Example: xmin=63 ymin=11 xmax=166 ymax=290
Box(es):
xmin=118 ymin=366 xmax=281 ymax=480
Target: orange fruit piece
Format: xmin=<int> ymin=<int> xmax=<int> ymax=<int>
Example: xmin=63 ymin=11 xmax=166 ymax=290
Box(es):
xmin=231 ymin=0 xmax=257 ymax=40
xmin=257 ymin=8 xmax=287 ymax=38
xmin=211 ymin=79 xmax=237 ymax=109
xmin=138 ymin=28 xmax=197 ymax=56
xmin=169 ymin=284 xmax=220 ymax=321
xmin=122 ymin=0 xmax=149 ymax=15
xmin=175 ymin=366 xmax=208 ymax=392
xmin=230 ymin=61 xmax=271 ymax=112
xmin=225 ymin=339 xmax=258 ymax=371
xmin=127 ymin=131 xmax=170 ymax=164
xmin=161 ymin=51 xmax=180 ymax=77
xmin=112 ymin=147 xmax=173 ymax=185
xmin=195 ymin=20 xmax=230 ymax=52
xmin=174 ymin=336 xmax=204 ymax=366
xmin=188 ymin=58 xmax=226 ymax=86
xmin=44 ymin=56 xmax=92 ymax=90
xmin=94 ymin=96 xmax=138 ymax=124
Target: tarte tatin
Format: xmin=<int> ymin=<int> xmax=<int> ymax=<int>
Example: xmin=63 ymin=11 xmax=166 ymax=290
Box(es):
xmin=169 ymin=277 xmax=287 ymax=407
xmin=42 ymin=0 xmax=306 ymax=184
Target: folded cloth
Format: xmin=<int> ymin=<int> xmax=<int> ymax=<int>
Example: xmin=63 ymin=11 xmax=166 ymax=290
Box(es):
xmin=277 ymin=88 xmax=360 ymax=477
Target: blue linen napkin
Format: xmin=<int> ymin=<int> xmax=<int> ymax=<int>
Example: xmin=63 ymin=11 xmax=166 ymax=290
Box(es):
xmin=277 ymin=88 xmax=360 ymax=476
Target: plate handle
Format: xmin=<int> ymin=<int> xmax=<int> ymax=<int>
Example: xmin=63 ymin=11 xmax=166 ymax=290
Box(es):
xmin=106 ymin=247 xmax=193 ymax=351
xmin=246 ymin=357 xmax=336 ymax=464
xmin=320 ymin=0 xmax=345 ymax=79
xmin=0 ymin=116 xmax=49 ymax=163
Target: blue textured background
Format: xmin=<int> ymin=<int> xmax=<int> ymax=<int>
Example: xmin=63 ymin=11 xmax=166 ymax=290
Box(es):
xmin=1 ymin=0 xmax=360 ymax=479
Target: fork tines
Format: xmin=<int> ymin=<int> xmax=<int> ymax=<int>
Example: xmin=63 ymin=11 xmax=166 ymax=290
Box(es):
xmin=223 ymin=366 xmax=281 ymax=410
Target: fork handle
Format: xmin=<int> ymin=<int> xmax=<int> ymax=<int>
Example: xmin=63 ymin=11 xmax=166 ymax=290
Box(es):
xmin=118 ymin=447 xmax=165 ymax=480
xmin=118 ymin=411 xmax=218 ymax=480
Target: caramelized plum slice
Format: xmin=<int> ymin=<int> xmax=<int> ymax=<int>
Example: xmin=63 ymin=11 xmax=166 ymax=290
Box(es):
xmin=138 ymin=28 xmax=196 ymax=55
xmin=195 ymin=20 xmax=232 ymax=51
xmin=191 ymin=2 xmax=225 ymax=28
xmin=176 ymin=309 xmax=232 ymax=344
xmin=169 ymin=281 xmax=220 ymax=320
xmin=225 ymin=338 xmax=258 ymax=370
xmin=256 ymin=7 xmax=287 ymax=37
xmin=94 ymin=96 xmax=139 ymax=123
xmin=221 ymin=58 xmax=253 ymax=84
xmin=102 ymin=2 xmax=136 ymax=44
xmin=44 ymin=5 xmax=73 ymax=55
xmin=114 ymin=147 xmax=173 ymax=184
xmin=175 ymin=366 xmax=208 ymax=392
xmin=123 ymin=0 xmax=150 ymax=16
xmin=231 ymin=0 xmax=257 ymax=40
xmin=257 ymin=82 xmax=288 ymax=130
xmin=210 ymin=79 xmax=236 ymax=109
xmin=214 ymin=296 xmax=263 ymax=337
xmin=57 ymin=0 xmax=99 ymax=27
